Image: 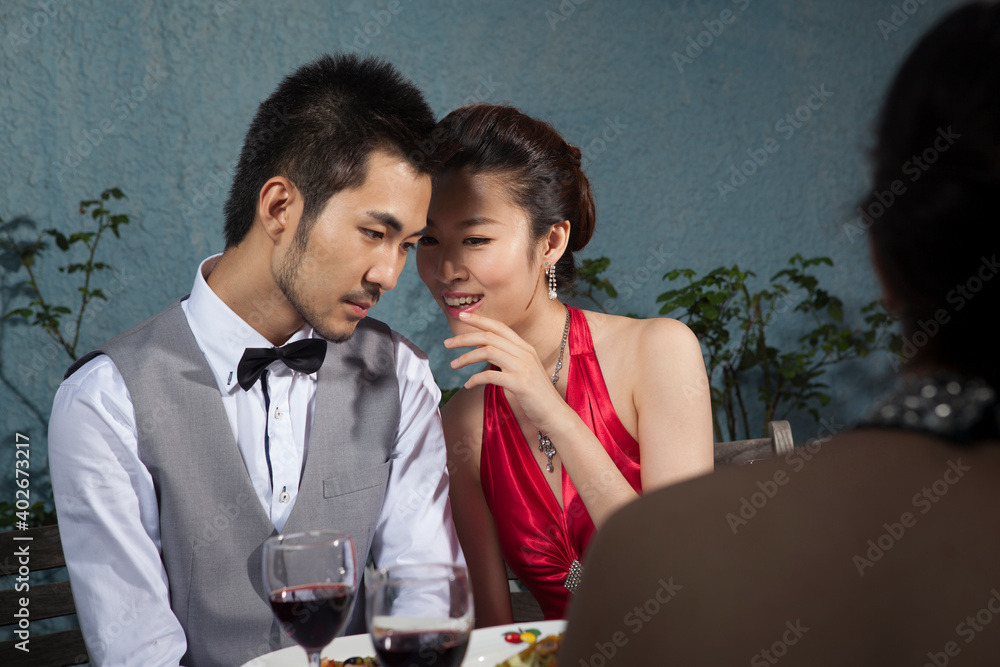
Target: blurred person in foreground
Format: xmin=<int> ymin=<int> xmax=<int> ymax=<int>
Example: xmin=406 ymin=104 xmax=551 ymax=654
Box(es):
xmin=563 ymin=3 xmax=1000 ymax=664
xmin=48 ymin=54 xmax=462 ymax=667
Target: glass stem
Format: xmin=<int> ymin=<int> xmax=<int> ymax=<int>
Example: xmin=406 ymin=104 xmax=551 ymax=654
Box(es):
xmin=308 ymin=650 xmax=322 ymax=667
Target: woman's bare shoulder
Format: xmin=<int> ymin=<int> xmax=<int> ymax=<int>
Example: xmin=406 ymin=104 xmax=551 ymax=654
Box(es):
xmin=583 ymin=310 xmax=698 ymax=354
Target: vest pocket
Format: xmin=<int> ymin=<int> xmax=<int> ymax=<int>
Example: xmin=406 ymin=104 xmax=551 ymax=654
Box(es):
xmin=322 ymin=460 xmax=391 ymax=498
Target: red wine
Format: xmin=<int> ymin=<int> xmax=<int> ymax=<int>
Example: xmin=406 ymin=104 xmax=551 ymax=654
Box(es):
xmin=269 ymin=583 xmax=354 ymax=650
xmin=373 ymin=630 xmax=469 ymax=667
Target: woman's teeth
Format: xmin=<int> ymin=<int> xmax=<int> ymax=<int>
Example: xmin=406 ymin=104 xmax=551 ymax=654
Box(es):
xmin=443 ymin=295 xmax=482 ymax=307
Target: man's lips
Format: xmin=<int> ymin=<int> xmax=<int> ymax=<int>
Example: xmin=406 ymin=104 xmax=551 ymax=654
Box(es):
xmin=345 ymin=300 xmax=374 ymax=316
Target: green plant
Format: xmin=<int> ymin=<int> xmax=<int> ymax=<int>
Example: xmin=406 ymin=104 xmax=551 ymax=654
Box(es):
xmin=1 ymin=187 xmax=130 ymax=361
xmin=656 ymin=255 xmax=900 ymax=442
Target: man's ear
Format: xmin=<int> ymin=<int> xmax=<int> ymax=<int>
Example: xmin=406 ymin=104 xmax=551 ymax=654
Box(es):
xmin=257 ymin=176 xmax=301 ymax=243
xmin=541 ymin=220 xmax=572 ymax=266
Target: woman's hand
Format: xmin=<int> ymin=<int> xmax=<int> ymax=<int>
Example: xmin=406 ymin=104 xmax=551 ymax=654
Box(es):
xmin=444 ymin=310 xmax=570 ymax=434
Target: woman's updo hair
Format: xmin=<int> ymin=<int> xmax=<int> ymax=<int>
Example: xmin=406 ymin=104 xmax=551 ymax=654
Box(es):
xmin=433 ymin=104 xmax=596 ymax=288
xmin=861 ymin=2 xmax=1000 ymax=383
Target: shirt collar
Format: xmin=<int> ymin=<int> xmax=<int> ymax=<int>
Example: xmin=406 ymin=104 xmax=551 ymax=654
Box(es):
xmin=184 ymin=254 xmax=320 ymax=395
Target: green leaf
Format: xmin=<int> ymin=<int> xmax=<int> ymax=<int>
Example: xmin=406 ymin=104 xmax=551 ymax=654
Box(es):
xmin=706 ymin=291 xmax=728 ymax=305
xmin=827 ymin=301 xmax=843 ymax=322
xmin=3 ymin=308 xmax=34 ymax=320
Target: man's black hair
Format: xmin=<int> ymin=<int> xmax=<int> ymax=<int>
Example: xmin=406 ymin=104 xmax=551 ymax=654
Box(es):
xmin=222 ymin=53 xmax=438 ymax=247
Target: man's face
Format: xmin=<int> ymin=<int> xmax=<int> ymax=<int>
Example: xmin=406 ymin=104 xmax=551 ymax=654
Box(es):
xmin=274 ymin=150 xmax=431 ymax=342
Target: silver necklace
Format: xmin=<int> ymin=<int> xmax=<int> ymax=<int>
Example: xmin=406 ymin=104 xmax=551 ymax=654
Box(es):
xmin=537 ymin=305 xmax=571 ymax=473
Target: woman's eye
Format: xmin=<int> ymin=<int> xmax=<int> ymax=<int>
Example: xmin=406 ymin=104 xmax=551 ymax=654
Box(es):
xmin=465 ymin=237 xmax=490 ymax=246
xmin=417 ymin=236 xmax=438 ymax=247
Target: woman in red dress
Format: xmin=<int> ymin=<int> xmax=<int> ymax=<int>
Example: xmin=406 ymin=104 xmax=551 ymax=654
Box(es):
xmin=416 ymin=105 xmax=715 ymax=625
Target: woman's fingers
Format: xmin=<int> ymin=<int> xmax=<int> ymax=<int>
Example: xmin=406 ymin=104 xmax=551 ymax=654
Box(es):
xmin=456 ymin=311 xmax=513 ymax=335
xmin=449 ymin=345 xmax=517 ymax=371
xmin=445 ymin=332 xmax=527 ymax=359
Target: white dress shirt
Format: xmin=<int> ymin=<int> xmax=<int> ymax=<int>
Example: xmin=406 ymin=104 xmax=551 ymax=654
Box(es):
xmin=49 ymin=256 xmax=463 ymax=667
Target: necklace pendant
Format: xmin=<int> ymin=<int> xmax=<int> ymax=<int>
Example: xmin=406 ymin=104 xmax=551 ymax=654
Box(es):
xmin=537 ymin=430 xmax=557 ymax=473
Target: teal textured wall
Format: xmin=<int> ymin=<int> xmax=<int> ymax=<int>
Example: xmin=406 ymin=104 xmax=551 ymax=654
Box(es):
xmin=0 ymin=0 xmax=965 ymax=505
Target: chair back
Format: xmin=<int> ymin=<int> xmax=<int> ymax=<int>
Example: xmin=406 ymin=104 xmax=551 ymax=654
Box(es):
xmin=0 ymin=525 xmax=89 ymax=667
xmin=714 ymin=420 xmax=795 ymax=466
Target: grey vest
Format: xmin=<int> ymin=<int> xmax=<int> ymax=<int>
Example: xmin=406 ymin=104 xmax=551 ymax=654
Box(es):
xmin=67 ymin=300 xmax=400 ymax=666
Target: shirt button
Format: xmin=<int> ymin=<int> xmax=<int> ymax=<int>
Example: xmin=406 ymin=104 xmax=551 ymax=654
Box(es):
xmin=274 ymin=407 xmax=282 ymax=420
xmin=278 ymin=490 xmax=290 ymax=503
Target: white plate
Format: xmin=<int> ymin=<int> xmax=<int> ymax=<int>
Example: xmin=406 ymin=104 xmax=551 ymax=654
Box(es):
xmin=241 ymin=619 xmax=566 ymax=667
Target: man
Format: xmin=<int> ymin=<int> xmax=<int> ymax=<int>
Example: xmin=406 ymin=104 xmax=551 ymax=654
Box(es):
xmin=49 ymin=54 xmax=462 ymax=667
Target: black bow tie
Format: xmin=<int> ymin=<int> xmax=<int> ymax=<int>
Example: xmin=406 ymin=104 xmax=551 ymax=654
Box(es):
xmin=237 ymin=339 xmax=327 ymax=391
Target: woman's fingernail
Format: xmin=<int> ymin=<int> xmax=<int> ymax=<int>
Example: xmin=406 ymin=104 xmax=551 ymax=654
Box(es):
xmin=458 ymin=312 xmax=470 ymax=320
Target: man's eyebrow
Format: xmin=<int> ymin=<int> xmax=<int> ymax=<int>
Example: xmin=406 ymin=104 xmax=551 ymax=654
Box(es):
xmin=365 ymin=210 xmax=403 ymax=233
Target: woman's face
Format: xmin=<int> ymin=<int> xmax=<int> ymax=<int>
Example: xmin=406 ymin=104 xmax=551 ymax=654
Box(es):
xmin=417 ymin=169 xmax=546 ymax=335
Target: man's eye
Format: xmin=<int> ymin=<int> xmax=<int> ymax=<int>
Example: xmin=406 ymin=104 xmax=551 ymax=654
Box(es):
xmin=401 ymin=241 xmax=416 ymax=252
xmin=364 ymin=229 xmax=385 ymax=240
xmin=418 ymin=236 xmax=438 ymax=247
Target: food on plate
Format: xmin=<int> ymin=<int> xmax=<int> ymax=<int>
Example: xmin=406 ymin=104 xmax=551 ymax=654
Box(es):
xmin=497 ymin=633 xmax=562 ymax=667
xmin=504 ymin=628 xmax=541 ymax=644
xmin=319 ymin=657 xmax=380 ymax=667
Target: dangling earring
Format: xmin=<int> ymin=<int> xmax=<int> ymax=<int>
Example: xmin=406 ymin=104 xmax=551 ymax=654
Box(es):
xmin=546 ymin=262 xmax=558 ymax=300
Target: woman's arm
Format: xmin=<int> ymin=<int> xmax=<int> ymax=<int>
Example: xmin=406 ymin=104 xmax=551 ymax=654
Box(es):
xmin=534 ymin=318 xmax=713 ymax=527
xmin=441 ymin=390 xmax=514 ymax=628
xmin=632 ymin=317 xmax=715 ymax=490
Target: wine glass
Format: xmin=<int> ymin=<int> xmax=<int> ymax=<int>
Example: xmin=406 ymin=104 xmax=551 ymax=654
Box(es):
xmin=367 ymin=563 xmax=473 ymax=667
xmin=262 ymin=530 xmax=357 ymax=667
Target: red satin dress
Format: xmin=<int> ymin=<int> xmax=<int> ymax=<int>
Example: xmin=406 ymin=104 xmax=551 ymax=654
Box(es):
xmin=480 ymin=306 xmax=642 ymax=619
